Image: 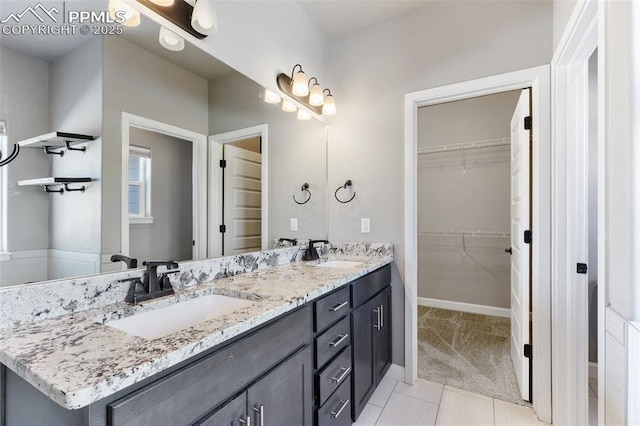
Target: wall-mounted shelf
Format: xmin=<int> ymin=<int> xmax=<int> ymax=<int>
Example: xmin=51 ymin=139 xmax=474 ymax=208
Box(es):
xmin=18 ymin=177 xmax=93 ymax=194
xmin=18 ymin=132 xmax=95 ymax=149
xmin=417 ymin=138 xmax=510 ymax=155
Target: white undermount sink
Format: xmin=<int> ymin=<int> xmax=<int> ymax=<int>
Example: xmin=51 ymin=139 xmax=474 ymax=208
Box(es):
xmin=315 ymin=260 xmax=362 ymax=269
xmin=106 ymin=294 xmax=255 ymax=340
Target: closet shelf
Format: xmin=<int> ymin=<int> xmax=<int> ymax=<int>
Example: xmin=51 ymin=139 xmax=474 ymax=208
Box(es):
xmin=417 ymin=138 xmax=510 ymax=155
xmin=418 ymin=231 xmax=510 ymax=238
xmin=17 ymin=177 xmax=93 ymax=187
xmin=17 ymin=132 xmax=95 ymax=149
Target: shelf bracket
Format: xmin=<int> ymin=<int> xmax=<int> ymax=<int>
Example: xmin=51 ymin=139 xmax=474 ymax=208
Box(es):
xmin=43 ymin=146 xmax=64 ymax=157
xmin=43 ymin=185 xmax=64 ymax=195
xmin=65 ymin=141 xmax=86 ymax=153
xmin=64 ymin=183 xmax=86 ymax=193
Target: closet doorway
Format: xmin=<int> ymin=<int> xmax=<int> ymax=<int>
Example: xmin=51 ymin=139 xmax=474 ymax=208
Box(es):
xmin=416 ymin=89 xmax=530 ymax=405
xmin=404 ymin=65 xmax=552 ymax=422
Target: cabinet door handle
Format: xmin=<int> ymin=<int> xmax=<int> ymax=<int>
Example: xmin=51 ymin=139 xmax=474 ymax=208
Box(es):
xmin=330 ymin=399 xmax=350 ymax=419
xmin=331 ymin=366 xmax=352 ymax=384
xmin=373 ymin=307 xmax=381 ymax=330
xmin=329 ymin=301 xmax=349 ymax=312
xmin=329 ymin=333 xmax=349 ymax=347
xmin=239 ymin=416 xmax=251 ymax=426
xmin=252 ymin=405 xmax=264 ymax=426
xmin=380 ymin=305 xmax=384 ymax=329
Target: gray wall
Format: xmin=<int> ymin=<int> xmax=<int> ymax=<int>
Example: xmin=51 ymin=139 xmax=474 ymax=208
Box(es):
xmin=326 ymin=0 xmax=553 ymax=365
xmin=102 ymin=36 xmax=209 ymax=259
xmin=208 ymin=72 xmax=327 ymax=244
xmin=128 ymin=128 xmax=193 ymax=262
xmin=49 ymin=36 xmax=102 ymax=254
xmin=553 ymin=0 xmax=578 ymax=51
xmin=417 ymin=91 xmax=520 ymax=309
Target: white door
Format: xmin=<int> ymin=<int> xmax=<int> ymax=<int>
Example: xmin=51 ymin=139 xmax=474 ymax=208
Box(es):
xmin=223 ymin=144 xmax=262 ymax=255
xmin=510 ymin=88 xmax=531 ymax=401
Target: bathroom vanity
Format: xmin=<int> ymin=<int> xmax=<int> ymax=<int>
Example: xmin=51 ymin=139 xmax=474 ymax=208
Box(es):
xmin=0 ymin=244 xmax=392 ymax=426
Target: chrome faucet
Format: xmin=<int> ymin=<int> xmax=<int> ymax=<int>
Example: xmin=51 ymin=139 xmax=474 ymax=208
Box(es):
xmin=303 ymin=240 xmax=329 ymax=261
xmin=120 ymin=260 xmax=179 ymax=304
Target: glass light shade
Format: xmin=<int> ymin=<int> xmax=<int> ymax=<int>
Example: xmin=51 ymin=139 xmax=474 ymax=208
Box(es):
xmin=148 ymin=0 xmax=174 ymax=6
xmin=192 ymin=0 xmax=218 ymax=35
xmin=108 ymin=0 xmax=140 ymax=27
xmin=282 ymin=100 xmax=297 ymax=112
xmin=291 ymin=70 xmax=309 ymax=96
xmin=309 ymin=83 xmax=324 ymax=106
xmin=159 ymin=26 xmax=185 ymax=51
xmin=264 ymin=89 xmax=281 ymax=104
xmin=297 ymin=110 xmax=312 ymax=121
xmin=322 ymin=94 xmax=336 ymax=115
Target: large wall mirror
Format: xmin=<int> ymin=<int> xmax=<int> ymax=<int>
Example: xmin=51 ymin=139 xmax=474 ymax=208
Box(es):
xmin=0 ymin=3 xmax=327 ymax=288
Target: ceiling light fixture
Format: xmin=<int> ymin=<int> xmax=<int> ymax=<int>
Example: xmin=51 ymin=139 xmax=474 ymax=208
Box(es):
xmin=159 ymin=26 xmax=185 ymax=51
xmin=264 ymin=89 xmax=281 ymax=104
xmin=191 ymin=0 xmax=218 ymax=35
xmin=108 ymin=0 xmax=140 ymax=27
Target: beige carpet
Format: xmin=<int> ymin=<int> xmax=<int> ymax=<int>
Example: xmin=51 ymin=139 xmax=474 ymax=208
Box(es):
xmin=417 ymin=306 xmax=530 ymax=406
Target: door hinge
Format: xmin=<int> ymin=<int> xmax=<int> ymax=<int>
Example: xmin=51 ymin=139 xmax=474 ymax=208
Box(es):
xmin=220 ymin=159 xmax=226 ymax=168
xmin=577 ymin=263 xmax=588 ymax=274
xmin=192 ymin=240 xmax=195 ymax=246
xmin=524 ymin=116 xmax=532 ymax=130
xmin=524 ymin=344 xmax=532 ymax=358
xmin=219 ymin=224 xmax=226 ymax=233
xmin=524 ymin=230 xmax=532 ymax=244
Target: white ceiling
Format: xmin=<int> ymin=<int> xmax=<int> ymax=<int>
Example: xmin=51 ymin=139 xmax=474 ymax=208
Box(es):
xmin=296 ymin=0 xmax=431 ymax=39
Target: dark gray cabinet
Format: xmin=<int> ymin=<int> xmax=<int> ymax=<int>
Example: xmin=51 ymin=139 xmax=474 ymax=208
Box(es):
xmin=350 ymin=265 xmax=392 ymax=421
xmin=195 ymin=393 xmax=247 ymax=426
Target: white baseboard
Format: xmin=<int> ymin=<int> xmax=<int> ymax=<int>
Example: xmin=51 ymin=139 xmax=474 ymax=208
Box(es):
xmin=589 ymin=362 xmax=598 ymax=379
xmin=384 ymin=363 xmax=406 ymax=382
xmin=418 ymin=297 xmax=510 ymax=318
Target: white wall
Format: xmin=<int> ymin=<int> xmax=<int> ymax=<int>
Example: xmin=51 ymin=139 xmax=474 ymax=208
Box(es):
xmin=417 ymin=91 xmax=519 ymax=309
xmin=326 ymin=0 xmax=553 ymax=365
xmin=553 ymin=0 xmax=579 ymax=50
xmin=101 ymin=36 xmax=209 ymax=261
xmin=208 ymin=72 xmax=327 ymax=244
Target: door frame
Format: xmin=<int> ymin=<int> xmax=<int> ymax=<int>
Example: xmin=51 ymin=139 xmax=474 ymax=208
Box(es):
xmin=551 ymin=1 xmax=602 ymax=424
xmin=121 ymin=112 xmax=208 ymax=261
xmin=403 ymin=65 xmax=552 ymax=422
xmin=209 ymin=124 xmax=269 ymax=258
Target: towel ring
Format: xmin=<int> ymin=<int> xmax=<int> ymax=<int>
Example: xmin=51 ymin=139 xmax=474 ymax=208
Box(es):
xmin=0 ymin=144 xmax=20 ymax=167
xmin=334 ymin=179 xmax=356 ymax=204
xmin=293 ymin=183 xmax=312 ymax=205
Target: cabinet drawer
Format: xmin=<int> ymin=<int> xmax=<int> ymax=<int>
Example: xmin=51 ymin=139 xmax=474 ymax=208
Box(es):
xmin=314 ymin=286 xmax=351 ymax=332
xmin=315 ymin=346 xmax=352 ymax=406
xmin=316 ymin=376 xmax=352 ymax=426
xmin=351 ymin=265 xmax=391 ymax=308
xmin=315 ymin=316 xmax=351 ymax=368
xmin=108 ymin=305 xmax=311 ymax=426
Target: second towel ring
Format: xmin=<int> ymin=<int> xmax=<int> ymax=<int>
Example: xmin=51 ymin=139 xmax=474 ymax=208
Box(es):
xmin=293 ymin=183 xmax=311 ymax=205
xmin=335 ymin=179 xmax=356 ymax=204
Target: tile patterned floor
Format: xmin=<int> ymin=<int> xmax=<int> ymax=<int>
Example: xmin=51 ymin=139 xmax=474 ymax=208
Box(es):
xmin=353 ymin=374 xmax=548 ymax=426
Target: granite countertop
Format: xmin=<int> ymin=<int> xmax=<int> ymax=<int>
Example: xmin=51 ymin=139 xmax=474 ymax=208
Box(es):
xmin=0 ymin=256 xmax=392 ymax=410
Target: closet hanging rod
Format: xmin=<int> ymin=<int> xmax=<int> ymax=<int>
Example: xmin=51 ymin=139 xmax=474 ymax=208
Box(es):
xmin=418 ymin=230 xmax=510 ymax=238
xmin=417 ymin=137 xmax=510 ymax=155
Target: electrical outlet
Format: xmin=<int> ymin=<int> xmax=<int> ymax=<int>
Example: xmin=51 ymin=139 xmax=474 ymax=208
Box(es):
xmin=361 ymin=218 xmax=370 ymax=233
xmin=290 ymin=218 xmax=298 ymax=232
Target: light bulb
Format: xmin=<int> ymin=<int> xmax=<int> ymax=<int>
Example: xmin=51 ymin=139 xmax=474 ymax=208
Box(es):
xmin=192 ymin=0 xmax=218 ymax=35
xmin=264 ymin=89 xmax=281 ymax=104
xmin=297 ymin=110 xmax=312 ymax=120
xmin=322 ymin=93 xmax=336 ymax=116
xmin=291 ymin=70 xmax=309 ymax=96
xmin=108 ymin=0 xmax=140 ymax=27
xmin=159 ymin=26 xmax=184 ymax=51
xmin=282 ymin=100 xmax=297 ymax=112
xmin=309 ymin=83 xmax=324 ymax=106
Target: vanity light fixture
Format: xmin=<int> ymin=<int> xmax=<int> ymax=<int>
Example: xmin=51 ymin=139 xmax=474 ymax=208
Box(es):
xmin=276 ymin=64 xmax=336 ymax=116
xmin=322 ymin=89 xmax=336 ymax=116
xmin=290 ymin=64 xmax=309 ymax=97
xmin=109 ymin=0 xmax=141 ymax=27
xmin=264 ymin=89 xmax=281 ymax=104
xmin=137 ymin=0 xmax=208 ymax=39
xmin=297 ymin=110 xmax=312 ymax=121
xmin=191 ymin=0 xmax=218 ymax=35
xmin=282 ymin=100 xmax=297 ymax=113
xmin=308 ymin=78 xmax=324 ymax=107
xmin=159 ymin=26 xmax=185 ymax=51
xmin=148 ymin=0 xmax=174 ymax=6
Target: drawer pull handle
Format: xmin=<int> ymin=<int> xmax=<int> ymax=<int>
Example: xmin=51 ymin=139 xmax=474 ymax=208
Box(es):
xmin=373 ymin=307 xmax=381 ymax=330
xmin=380 ymin=305 xmax=384 ymax=328
xmin=239 ymin=416 xmax=251 ymax=426
xmin=329 ymin=333 xmax=349 ymax=347
xmin=329 ymin=301 xmax=349 ymax=312
xmin=331 ymin=366 xmax=352 ymax=384
xmin=331 ymin=399 xmax=350 ymax=419
xmin=253 ymin=405 xmax=264 ymax=426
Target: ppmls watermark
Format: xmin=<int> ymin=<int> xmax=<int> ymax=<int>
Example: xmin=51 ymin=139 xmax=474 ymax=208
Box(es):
xmin=1 ymin=2 xmax=125 ymax=36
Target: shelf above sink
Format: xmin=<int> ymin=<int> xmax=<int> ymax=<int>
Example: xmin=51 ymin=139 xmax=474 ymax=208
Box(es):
xmin=17 ymin=131 xmax=95 ymax=149
xmin=106 ymin=294 xmax=256 ymax=340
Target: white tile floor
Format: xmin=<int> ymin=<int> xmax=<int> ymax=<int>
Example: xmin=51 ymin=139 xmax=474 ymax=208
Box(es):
xmin=353 ymin=374 xmax=549 ymax=426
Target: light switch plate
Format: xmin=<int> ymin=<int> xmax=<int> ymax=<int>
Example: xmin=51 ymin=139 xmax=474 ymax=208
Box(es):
xmin=290 ymin=218 xmax=298 ymax=232
xmin=361 ymin=218 xmax=370 ymax=233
